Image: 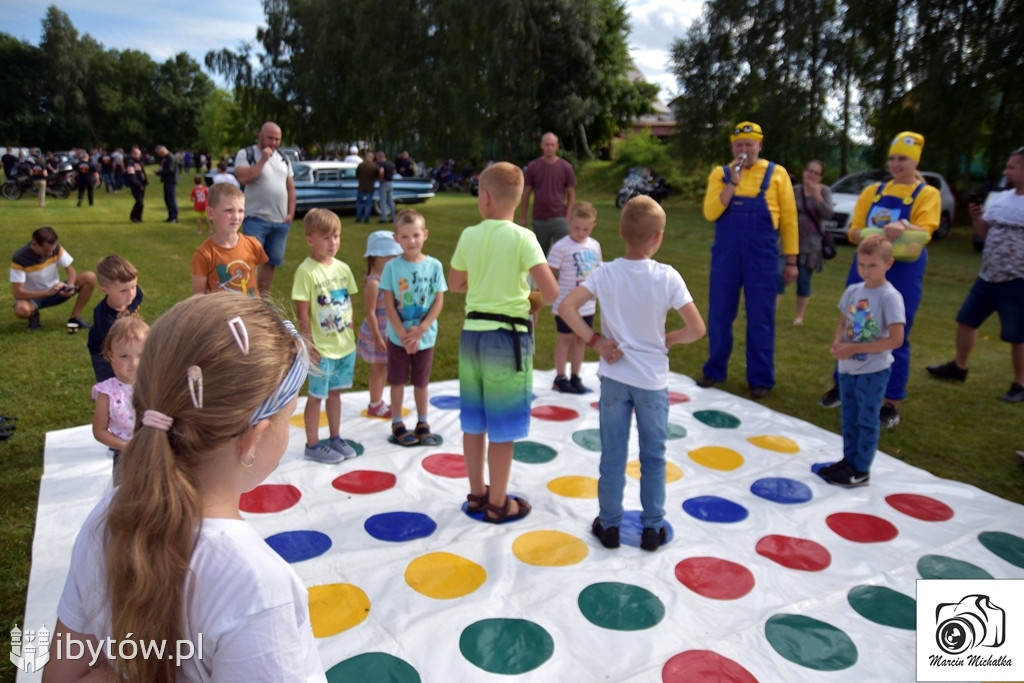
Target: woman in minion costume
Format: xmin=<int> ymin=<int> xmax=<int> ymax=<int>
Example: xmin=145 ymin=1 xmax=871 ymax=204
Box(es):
xmin=819 ymin=131 xmax=941 ymax=427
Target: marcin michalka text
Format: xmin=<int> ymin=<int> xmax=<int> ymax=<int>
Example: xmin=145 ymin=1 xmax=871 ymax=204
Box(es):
xmin=928 ymin=654 xmax=1013 ymax=667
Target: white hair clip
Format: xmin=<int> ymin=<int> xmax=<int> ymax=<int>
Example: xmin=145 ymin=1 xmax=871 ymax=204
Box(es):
xmin=227 ymin=316 xmax=250 ymax=355
xmin=187 ymin=365 xmax=204 ymax=409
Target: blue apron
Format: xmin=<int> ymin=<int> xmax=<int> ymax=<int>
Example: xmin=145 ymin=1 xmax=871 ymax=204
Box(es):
xmin=703 ymin=163 xmax=778 ymax=388
xmin=840 ymin=181 xmax=928 ymax=401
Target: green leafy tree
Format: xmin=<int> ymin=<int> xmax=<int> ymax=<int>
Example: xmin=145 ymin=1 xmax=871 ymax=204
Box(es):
xmin=0 ymin=34 xmax=44 ymax=144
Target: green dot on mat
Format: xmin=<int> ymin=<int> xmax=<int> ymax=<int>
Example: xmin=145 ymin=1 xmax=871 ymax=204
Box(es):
xmin=978 ymin=531 xmax=1024 ymax=569
xmin=847 ymin=585 xmax=916 ymax=630
xmin=764 ymin=614 xmax=857 ymax=671
xmin=514 ymin=440 xmax=558 ymax=464
xmin=917 ymin=554 xmax=993 ymax=579
xmin=693 ymin=410 xmax=741 ymax=429
xmin=571 ymin=428 xmax=603 ymax=452
xmin=459 ymin=618 xmax=554 ymax=675
xmin=666 ymin=423 xmax=687 ymax=440
xmin=578 ymin=582 xmax=666 ymax=631
xmin=326 ymin=652 xmax=420 ymax=682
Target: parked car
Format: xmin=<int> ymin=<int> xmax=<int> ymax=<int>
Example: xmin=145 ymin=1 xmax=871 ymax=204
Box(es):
xmin=823 ymin=170 xmax=956 ymax=241
xmin=291 ymin=161 xmax=435 ymax=214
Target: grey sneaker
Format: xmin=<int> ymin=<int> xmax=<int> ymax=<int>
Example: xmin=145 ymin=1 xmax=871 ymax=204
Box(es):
xmin=818 ymin=385 xmax=841 ymax=408
xmin=879 ymin=402 xmax=900 ymax=428
xmin=304 ymin=443 xmax=344 ymax=464
xmin=67 ymin=315 xmax=91 ymax=330
xmin=329 ymin=437 xmax=358 ymax=459
xmin=999 ymin=382 xmax=1024 ymax=403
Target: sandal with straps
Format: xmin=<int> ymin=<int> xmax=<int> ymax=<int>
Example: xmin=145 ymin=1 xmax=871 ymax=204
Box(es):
xmin=483 ymin=495 xmax=532 ymax=524
xmin=466 ymin=485 xmax=490 ymax=514
xmin=414 ymin=421 xmax=439 ymax=446
xmin=391 ymin=422 xmax=419 ymax=447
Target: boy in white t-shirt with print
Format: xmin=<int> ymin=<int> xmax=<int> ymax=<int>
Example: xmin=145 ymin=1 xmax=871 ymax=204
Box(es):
xmin=548 ymin=201 xmax=603 ymax=393
xmin=560 ymin=196 xmax=706 ymax=552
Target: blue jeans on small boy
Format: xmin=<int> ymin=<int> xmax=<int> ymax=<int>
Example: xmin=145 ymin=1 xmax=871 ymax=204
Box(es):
xmin=597 ymin=376 xmax=668 ymax=530
xmin=838 ymin=367 xmax=891 ymax=474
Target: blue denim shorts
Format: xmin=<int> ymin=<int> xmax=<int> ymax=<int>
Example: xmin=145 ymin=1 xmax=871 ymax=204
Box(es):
xmin=307 ymin=352 xmax=355 ymax=398
xmin=242 ymin=216 xmax=291 ymax=266
xmin=956 ymin=277 xmax=1024 ymax=343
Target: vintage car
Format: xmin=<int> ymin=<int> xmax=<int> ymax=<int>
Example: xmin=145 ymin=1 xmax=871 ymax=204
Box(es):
xmin=823 ymin=169 xmax=956 ymax=241
xmin=291 ymin=160 xmax=435 ymax=214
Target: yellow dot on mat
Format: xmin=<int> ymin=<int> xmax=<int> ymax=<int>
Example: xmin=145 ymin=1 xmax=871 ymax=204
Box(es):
xmin=626 ymin=459 xmax=683 ymax=482
xmin=747 ymin=435 xmax=800 ymax=453
xmin=404 ymin=552 xmax=487 ymax=599
xmin=547 ymin=475 xmax=598 ymax=498
xmin=513 ymin=530 xmax=589 ymax=567
xmin=308 ymin=583 xmax=370 ymax=638
xmin=688 ymin=446 xmax=744 ymax=471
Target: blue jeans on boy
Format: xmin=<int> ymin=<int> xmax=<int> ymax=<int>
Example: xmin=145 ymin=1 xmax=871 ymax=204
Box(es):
xmin=597 ymin=376 xmax=669 ymax=530
xmin=356 ymin=190 xmax=373 ymax=222
xmin=378 ymin=181 xmax=395 ymax=221
xmin=838 ymin=367 xmax=891 ymax=474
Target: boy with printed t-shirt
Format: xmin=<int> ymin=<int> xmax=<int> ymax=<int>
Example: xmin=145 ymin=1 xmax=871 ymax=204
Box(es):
xmin=191 ymin=184 xmax=268 ymax=296
xmin=292 ymin=208 xmax=360 ymax=464
xmin=818 ymin=234 xmax=905 ymax=488
xmin=548 ymin=201 xmax=602 ymax=393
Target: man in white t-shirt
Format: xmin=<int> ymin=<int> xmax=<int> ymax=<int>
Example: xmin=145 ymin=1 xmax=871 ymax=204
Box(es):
xmin=10 ymin=226 xmax=96 ymax=331
xmin=927 ymin=147 xmax=1024 ymax=403
xmin=234 ymin=121 xmax=296 ymax=297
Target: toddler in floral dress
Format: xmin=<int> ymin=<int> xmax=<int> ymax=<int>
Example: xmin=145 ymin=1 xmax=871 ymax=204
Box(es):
xmin=91 ymin=317 xmax=149 ymax=480
xmin=356 ymin=231 xmax=403 ymax=418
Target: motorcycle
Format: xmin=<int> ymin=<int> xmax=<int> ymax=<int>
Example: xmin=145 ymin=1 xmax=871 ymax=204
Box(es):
xmin=2 ymin=162 xmax=72 ymax=200
xmin=615 ymin=167 xmax=670 ymax=208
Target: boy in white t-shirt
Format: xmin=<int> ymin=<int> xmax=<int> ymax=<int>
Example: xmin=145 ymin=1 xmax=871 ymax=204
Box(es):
xmin=559 ymin=196 xmax=706 ymax=551
xmin=548 ymin=201 xmax=603 ymax=393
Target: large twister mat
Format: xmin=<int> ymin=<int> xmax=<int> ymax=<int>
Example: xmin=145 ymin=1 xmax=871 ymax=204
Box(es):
xmin=20 ymin=364 xmax=1024 ymax=682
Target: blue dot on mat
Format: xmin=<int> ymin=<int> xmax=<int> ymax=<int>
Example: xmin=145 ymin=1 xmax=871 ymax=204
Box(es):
xmin=365 ymin=511 xmax=438 ymax=542
xmin=682 ymin=496 xmax=749 ymax=523
xmin=264 ymin=530 xmax=332 ymax=563
xmin=750 ymin=477 xmax=813 ymax=504
xmin=618 ymin=510 xmax=674 ymax=548
xmin=429 ymin=395 xmax=461 ymax=410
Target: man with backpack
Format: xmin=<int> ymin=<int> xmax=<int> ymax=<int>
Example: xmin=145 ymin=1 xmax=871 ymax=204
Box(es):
xmin=234 ymin=121 xmax=296 ymax=298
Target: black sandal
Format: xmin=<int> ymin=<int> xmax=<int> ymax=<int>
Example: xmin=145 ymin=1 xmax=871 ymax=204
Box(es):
xmin=391 ymin=422 xmax=419 ymax=447
xmin=466 ymin=485 xmax=490 ymax=514
xmin=414 ymin=421 xmax=439 ymax=446
xmin=483 ymin=495 xmax=531 ymax=523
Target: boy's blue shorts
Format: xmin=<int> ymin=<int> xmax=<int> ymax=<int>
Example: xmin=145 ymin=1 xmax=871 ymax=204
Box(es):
xmin=458 ymin=329 xmax=533 ymax=443
xmin=307 ymin=352 xmax=355 ymax=398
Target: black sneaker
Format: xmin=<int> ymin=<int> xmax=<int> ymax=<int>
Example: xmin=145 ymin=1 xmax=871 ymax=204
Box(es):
xmin=879 ymin=402 xmax=900 ymax=428
xmin=819 ymin=460 xmax=870 ymax=488
xmin=552 ymin=375 xmax=575 ymax=393
xmin=816 ymin=460 xmax=847 ymax=477
xmin=999 ymin=382 xmax=1024 ymax=403
xmin=67 ymin=315 xmax=92 ymax=331
xmin=569 ymin=374 xmax=587 ymax=394
xmin=926 ymin=360 xmax=968 ymax=381
xmin=749 ymin=386 xmax=770 ymax=400
xmin=27 ymin=312 xmax=41 ymax=331
xmin=696 ymin=375 xmax=717 ymax=388
xmin=818 ymin=385 xmax=841 ymax=408
xmin=640 ymin=526 xmax=667 ymax=551
xmin=591 ymin=517 xmax=620 ymax=549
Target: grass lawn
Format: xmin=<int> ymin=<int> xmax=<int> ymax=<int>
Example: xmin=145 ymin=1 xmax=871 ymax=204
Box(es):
xmin=1 ymin=163 xmax=1021 ymax=679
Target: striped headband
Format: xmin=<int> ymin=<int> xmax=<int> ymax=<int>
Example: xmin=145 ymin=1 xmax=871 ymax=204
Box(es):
xmin=249 ymin=319 xmax=308 ymax=425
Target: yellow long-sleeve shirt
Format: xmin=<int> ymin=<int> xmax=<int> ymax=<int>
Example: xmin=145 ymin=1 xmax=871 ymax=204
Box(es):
xmin=702 ymin=159 xmax=799 ymax=256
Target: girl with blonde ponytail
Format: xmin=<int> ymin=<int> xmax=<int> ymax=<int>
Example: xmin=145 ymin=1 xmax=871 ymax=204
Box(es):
xmin=45 ymin=294 xmax=327 ymax=682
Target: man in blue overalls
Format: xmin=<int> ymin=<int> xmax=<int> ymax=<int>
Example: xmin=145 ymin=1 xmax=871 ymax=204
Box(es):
xmin=697 ymin=121 xmax=799 ymax=399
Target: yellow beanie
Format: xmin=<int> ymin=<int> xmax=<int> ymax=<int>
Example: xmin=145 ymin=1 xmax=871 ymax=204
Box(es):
xmin=730 ymin=121 xmax=763 ymax=143
xmin=889 ymin=132 xmax=924 ymax=163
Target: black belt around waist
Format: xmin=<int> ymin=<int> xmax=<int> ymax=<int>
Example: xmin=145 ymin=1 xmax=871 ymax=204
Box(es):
xmin=465 ymin=311 xmax=533 ymax=371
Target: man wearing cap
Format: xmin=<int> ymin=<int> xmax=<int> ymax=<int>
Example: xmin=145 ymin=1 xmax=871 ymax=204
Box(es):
xmin=818 ymin=130 xmax=940 ymax=427
xmin=697 ymin=121 xmax=798 ymax=399
xmin=344 ymin=146 xmax=362 ymax=163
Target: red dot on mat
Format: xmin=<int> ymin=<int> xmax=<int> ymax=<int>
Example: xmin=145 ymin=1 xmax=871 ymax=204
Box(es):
xmin=662 ymin=649 xmax=758 ymax=683
xmin=674 ymin=557 xmax=755 ymax=600
xmin=755 ymin=534 xmax=831 ymax=571
xmin=826 ymin=512 xmax=899 ymax=543
xmin=332 ymin=470 xmax=397 ymax=494
xmin=240 ymin=484 xmax=302 ymax=513
xmin=422 ymin=453 xmax=467 ymax=478
xmin=530 ymin=405 xmax=580 ymax=421
xmin=668 ymin=391 xmax=691 ymax=404
xmin=885 ymin=493 xmax=954 ymax=522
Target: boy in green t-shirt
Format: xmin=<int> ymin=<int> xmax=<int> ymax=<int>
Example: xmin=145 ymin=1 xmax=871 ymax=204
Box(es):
xmin=292 ymin=209 xmax=360 ymax=464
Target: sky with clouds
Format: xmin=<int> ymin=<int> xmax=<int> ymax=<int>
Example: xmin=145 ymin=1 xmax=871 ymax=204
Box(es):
xmin=4 ymin=0 xmax=702 ymax=100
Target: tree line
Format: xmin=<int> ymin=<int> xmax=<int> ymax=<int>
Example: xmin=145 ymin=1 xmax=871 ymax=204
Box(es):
xmin=668 ymin=0 xmax=1024 ymax=187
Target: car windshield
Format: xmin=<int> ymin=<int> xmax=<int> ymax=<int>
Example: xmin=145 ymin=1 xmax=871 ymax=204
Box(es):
xmin=292 ymin=163 xmax=311 ymax=181
xmin=831 ymin=171 xmax=888 ymax=195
